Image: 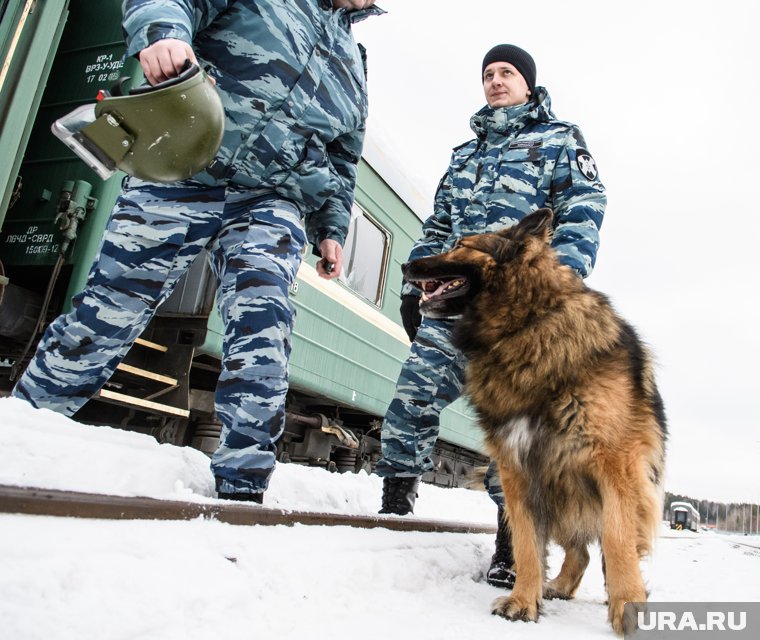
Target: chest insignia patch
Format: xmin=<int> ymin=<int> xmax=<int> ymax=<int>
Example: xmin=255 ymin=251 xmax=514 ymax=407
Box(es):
xmin=508 ymin=140 xmax=542 ymax=150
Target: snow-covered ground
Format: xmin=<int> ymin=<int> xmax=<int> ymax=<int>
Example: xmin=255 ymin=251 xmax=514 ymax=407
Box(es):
xmin=1 ymin=397 xmax=758 ymax=640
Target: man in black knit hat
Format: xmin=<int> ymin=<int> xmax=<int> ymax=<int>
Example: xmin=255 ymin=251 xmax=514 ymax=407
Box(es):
xmin=376 ymin=43 xmax=607 ymax=591
xmin=481 ymin=43 xmax=537 ymax=102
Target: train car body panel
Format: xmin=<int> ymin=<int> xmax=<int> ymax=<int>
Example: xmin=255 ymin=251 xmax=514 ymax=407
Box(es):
xmin=0 ymin=0 xmax=143 ymax=315
xmin=0 ymin=0 xmax=69 ymax=223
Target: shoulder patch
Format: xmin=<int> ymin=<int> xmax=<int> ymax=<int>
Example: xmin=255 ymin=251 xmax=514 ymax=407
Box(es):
xmin=575 ymin=149 xmax=598 ymax=181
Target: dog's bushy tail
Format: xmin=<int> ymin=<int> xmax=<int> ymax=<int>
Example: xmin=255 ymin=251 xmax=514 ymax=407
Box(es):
xmin=465 ymin=464 xmax=489 ymax=491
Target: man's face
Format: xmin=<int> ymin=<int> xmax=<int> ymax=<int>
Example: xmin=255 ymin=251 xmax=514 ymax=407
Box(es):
xmin=483 ymin=62 xmax=530 ymax=108
xmin=332 ymin=0 xmax=377 ymax=9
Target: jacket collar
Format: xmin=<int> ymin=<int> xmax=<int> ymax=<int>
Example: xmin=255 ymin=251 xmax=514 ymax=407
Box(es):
xmin=319 ymin=2 xmax=385 ymax=23
xmin=470 ymin=86 xmax=554 ymax=139
xmin=349 ymin=5 xmax=386 ymax=23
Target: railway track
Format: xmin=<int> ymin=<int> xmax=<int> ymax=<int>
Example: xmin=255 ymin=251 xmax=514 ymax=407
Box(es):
xmin=0 ymin=484 xmax=497 ymax=535
xmin=725 ymin=538 xmax=760 ymax=557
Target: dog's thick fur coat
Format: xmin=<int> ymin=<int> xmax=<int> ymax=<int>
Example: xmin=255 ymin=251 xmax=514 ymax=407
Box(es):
xmin=404 ymin=209 xmax=666 ymax=635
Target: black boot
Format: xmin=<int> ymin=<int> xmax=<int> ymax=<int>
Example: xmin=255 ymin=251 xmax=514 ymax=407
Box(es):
xmin=486 ymin=507 xmax=516 ymax=589
xmin=379 ymin=476 xmax=420 ymax=515
xmin=217 ymin=491 xmax=263 ymax=504
xmin=216 ymin=477 xmax=264 ymax=504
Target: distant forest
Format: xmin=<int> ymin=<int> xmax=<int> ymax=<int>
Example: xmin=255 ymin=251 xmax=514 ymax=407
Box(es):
xmin=664 ymin=491 xmax=759 ymax=534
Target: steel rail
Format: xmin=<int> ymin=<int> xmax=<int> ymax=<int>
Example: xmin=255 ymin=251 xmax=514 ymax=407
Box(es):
xmin=0 ymin=484 xmax=497 ymax=535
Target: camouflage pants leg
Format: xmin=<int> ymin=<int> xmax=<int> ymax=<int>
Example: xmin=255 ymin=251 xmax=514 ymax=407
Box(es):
xmin=13 ymin=179 xmax=304 ymax=494
xmin=484 ymin=459 xmax=505 ymax=510
xmin=375 ymin=317 xmax=467 ymax=477
xmin=12 ymin=178 xmax=223 ymax=415
xmin=208 ymin=191 xmax=306 ymax=494
xmin=375 ymin=316 xmax=507 ymax=508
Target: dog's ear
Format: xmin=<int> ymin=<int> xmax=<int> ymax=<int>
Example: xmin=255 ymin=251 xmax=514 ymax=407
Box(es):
xmin=494 ymin=236 xmax=519 ymax=263
xmin=494 ymin=209 xmax=554 ymax=263
xmin=495 ymin=208 xmax=554 ymax=243
xmin=515 ymin=208 xmax=554 ymax=242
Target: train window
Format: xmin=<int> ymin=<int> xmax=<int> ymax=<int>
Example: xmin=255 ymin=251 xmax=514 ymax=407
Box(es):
xmin=339 ymin=204 xmax=390 ymax=305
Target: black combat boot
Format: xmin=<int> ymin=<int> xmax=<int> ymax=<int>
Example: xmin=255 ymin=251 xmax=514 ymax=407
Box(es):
xmin=216 ymin=477 xmax=264 ymax=504
xmin=486 ymin=507 xmax=516 ymax=589
xmin=379 ymin=476 xmax=420 ymax=515
xmin=217 ymin=491 xmax=263 ymax=504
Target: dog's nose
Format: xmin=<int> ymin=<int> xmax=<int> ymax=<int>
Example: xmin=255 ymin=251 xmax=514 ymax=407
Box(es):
xmin=401 ymin=261 xmax=410 ymax=273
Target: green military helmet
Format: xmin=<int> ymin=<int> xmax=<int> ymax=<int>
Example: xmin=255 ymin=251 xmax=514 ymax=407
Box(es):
xmin=54 ymin=64 xmax=224 ymax=183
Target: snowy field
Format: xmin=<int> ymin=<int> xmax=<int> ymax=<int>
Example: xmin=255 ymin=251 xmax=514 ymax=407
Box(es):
xmin=1 ymin=397 xmax=758 ymax=640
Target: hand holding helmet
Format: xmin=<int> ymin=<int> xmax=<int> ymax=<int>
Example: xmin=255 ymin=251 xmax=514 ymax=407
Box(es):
xmin=139 ymin=38 xmax=199 ymax=85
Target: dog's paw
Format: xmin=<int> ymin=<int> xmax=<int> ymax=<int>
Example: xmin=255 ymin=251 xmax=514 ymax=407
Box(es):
xmin=543 ymin=584 xmax=572 ymax=601
xmin=609 ymin=599 xmax=645 ymax=636
xmin=543 ymin=575 xmax=580 ymax=600
xmin=491 ymin=595 xmax=540 ymax=622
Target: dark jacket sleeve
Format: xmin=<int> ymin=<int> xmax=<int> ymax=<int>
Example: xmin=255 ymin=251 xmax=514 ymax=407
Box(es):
xmin=305 ymin=125 xmax=364 ymax=252
xmin=549 ymin=126 xmax=606 ymax=278
xmin=122 ymin=0 xmax=230 ymax=55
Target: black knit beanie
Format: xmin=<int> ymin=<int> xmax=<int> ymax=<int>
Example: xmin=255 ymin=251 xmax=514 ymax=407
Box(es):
xmin=482 ymin=44 xmax=536 ymax=93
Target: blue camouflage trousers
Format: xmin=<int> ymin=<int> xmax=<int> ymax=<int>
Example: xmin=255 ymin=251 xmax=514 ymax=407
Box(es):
xmin=12 ymin=178 xmax=306 ymax=495
xmin=375 ymin=316 xmax=505 ymax=509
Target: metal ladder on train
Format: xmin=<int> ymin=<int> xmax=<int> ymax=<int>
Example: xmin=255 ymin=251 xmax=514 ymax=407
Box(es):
xmin=94 ymin=335 xmax=190 ymax=420
xmin=75 ymin=314 xmax=208 ymax=444
xmin=83 ymin=254 xmax=215 ymax=435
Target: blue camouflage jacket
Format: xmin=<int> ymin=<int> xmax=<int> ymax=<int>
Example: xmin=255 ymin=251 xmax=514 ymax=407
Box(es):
xmin=404 ymin=87 xmax=606 ymax=294
xmin=122 ymin=0 xmax=383 ymax=249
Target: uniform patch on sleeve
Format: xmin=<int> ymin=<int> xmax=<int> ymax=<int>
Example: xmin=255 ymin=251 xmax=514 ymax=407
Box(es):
xmin=576 ymin=149 xmax=598 ymax=180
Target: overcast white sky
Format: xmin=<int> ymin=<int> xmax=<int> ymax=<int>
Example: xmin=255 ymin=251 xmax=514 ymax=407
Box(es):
xmin=353 ymin=1 xmax=760 ymax=503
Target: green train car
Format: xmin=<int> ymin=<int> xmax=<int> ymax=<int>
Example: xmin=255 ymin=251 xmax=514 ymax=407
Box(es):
xmin=0 ymin=0 xmax=485 ymax=486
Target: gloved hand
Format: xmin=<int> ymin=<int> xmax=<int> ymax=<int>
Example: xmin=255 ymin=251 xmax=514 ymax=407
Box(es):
xmin=400 ymin=294 xmax=422 ymax=342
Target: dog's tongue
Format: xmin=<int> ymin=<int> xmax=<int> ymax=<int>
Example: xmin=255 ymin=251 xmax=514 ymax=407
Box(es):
xmin=429 ymin=281 xmax=449 ymax=299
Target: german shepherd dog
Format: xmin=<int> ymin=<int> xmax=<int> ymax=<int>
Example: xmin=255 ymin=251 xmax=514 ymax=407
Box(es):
xmin=404 ymin=209 xmax=666 ymax=635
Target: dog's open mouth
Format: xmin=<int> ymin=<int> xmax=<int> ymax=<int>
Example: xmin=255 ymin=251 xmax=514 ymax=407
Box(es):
xmin=411 ymin=276 xmax=470 ymax=302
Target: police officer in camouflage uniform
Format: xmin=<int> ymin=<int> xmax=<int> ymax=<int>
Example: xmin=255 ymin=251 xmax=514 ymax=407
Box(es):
xmin=376 ymin=44 xmax=607 ymax=588
xmin=12 ymin=0 xmax=383 ymax=503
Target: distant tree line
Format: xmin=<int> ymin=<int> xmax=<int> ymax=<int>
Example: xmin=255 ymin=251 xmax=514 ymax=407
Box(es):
xmin=664 ymin=491 xmax=759 ymax=534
